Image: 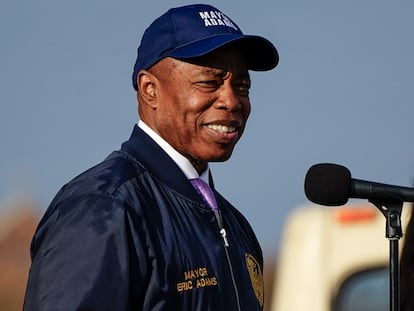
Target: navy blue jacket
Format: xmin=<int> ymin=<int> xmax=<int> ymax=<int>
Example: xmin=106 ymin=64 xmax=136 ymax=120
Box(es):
xmin=24 ymin=125 xmax=264 ymax=311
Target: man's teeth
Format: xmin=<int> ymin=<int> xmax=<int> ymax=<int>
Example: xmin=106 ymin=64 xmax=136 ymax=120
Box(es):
xmin=207 ymin=124 xmax=236 ymax=133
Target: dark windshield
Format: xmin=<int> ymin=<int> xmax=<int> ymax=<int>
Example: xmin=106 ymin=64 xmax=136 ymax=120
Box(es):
xmin=333 ymin=267 xmax=389 ymax=311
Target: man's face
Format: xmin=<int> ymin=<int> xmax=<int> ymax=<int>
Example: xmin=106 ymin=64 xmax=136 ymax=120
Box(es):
xmin=144 ymin=46 xmax=251 ymax=169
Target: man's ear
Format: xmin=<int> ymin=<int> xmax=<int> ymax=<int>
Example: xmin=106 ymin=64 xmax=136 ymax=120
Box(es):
xmin=137 ymin=70 xmax=158 ymax=108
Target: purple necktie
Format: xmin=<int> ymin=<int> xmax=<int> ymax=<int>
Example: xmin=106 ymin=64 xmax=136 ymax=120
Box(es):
xmin=190 ymin=178 xmax=218 ymax=210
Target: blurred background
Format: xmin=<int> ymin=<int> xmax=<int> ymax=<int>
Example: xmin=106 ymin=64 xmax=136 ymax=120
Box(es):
xmin=1 ymin=1 xmax=414 ymax=310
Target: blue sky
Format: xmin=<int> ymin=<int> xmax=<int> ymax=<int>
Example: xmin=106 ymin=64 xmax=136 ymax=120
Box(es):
xmin=1 ymin=1 xmax=414 ymax=257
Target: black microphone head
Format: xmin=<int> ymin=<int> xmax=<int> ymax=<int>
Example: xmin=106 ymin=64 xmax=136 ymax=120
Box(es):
xmin=304 ymin=163 xmax=351 ymax=206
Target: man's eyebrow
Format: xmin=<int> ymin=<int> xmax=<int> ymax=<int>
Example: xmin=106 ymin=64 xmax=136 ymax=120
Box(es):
xmin=196 ymin=68 xmax=225 ymax=75
xmin=197 ymin=68 xmax=250 ymax=79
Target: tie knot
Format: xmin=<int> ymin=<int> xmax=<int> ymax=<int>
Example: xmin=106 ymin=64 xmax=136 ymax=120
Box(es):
xmin=190 ymin=178 xmax=218 ymax=210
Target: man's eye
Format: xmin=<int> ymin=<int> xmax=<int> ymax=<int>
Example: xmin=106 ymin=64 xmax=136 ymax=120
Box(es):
xmin=204 ymin=80 xmax=220 ymax=86
xmin=240 ymin=83 xmax=250 ymax=90
xmin=197 ymin=80 xmax=221 ymax=89
xmin=235 ymin=82 xmax=250 ymax=95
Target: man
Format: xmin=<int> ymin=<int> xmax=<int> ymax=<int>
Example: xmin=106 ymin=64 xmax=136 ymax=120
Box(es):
xmin=24 ymin=4 xmax=278 ymax=310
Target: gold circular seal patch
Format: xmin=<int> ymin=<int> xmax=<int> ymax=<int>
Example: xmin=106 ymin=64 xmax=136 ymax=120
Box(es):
xmin=245 ymin=253 xmax=264 ymax=307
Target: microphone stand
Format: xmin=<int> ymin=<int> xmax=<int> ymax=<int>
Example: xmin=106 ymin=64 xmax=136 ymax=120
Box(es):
xmin=371 ymin=200 xmax=403 ymax=311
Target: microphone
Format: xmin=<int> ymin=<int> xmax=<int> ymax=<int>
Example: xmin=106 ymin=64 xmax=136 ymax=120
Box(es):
xmin=304 ymin=163 xmax=414 ymax=206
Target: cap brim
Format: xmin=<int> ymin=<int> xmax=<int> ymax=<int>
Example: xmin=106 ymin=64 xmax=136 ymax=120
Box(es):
xmin=166 ymin=34 xmax=279 ymax=71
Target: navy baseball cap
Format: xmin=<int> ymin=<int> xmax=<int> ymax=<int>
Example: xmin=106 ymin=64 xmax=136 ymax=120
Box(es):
xmin=132 ymin=4 xmax=279 ymax=90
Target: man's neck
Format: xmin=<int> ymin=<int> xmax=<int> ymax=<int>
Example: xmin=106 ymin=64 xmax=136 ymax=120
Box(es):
xmin=138 ymin=120 xmax=209 ymax=180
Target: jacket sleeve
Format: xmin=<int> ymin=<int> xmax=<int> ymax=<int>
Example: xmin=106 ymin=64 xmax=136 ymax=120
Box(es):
xmin=23 ymin=193 xmax=148 ymax=311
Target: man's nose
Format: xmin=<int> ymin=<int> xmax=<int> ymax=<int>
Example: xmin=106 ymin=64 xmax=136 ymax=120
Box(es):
xmin=216 ymin=83 xmax=242 ymax=111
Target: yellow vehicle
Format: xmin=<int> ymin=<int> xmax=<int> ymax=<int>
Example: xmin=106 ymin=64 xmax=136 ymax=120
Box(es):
xmin=270 ymin=202 xmax=412 ymax=311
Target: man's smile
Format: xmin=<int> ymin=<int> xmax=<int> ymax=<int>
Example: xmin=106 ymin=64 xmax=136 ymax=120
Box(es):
xmin=206 ymin=124 xmax=237 ymax=133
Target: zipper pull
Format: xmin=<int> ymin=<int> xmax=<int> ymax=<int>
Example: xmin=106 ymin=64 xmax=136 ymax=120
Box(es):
xmin=220 ymin=228 xmax=229 ymax=247
xmin=214 ymin=210 xmax=230 ymax=247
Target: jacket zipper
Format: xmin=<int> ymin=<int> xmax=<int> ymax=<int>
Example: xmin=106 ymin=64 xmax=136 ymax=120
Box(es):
xmin=213 ymin=209 xmax=242 ymax=311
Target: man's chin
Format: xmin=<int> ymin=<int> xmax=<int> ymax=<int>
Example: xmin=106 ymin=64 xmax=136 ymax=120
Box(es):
xmin=188 ymin=145 xmax=236 ymax=164
xmin=206 ymin=151 xmax=234 ymax=163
